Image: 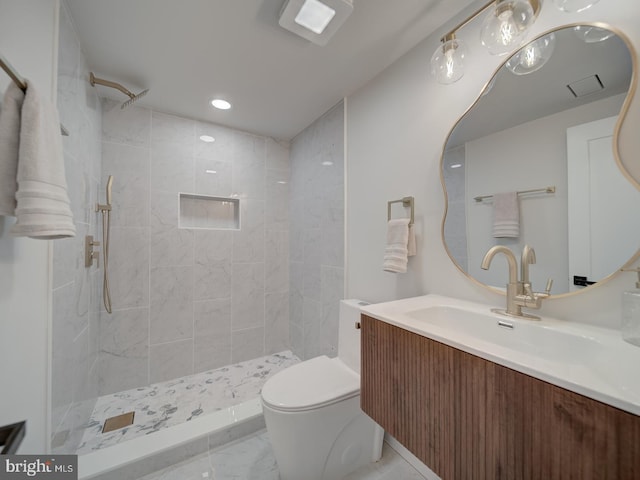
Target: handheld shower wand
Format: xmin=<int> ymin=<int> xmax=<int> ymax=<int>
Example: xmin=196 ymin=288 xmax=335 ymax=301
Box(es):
xmin=97 ymin=176 xmax=114 ymax=313
xmin=106 ymin=175 xmax=113 ymax=206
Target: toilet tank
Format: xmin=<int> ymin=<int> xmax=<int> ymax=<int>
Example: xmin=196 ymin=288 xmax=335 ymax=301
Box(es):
xmin=338 ymin=299 xmax=370 ymax=374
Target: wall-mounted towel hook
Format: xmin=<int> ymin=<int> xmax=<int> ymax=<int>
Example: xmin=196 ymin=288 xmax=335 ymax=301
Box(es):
xmin=387 ymin=196 xmax=414 ymax=225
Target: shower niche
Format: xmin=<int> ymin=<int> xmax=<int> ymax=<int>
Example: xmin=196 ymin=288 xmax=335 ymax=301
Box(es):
xmin=178 ymin=193 xmax=240 ymax=230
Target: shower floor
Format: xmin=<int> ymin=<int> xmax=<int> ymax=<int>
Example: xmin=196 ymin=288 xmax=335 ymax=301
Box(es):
xmin=76 ymin=350 xmax=299 ymax=455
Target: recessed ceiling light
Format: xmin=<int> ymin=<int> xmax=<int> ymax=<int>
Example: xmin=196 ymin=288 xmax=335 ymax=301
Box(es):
xmin=322 ymin=161 xmax=334 ymax=166
xmin=205 ymin=169 xmax=217 ymax=174
xmin=199 ymin=135 xmax=215 ymax=143
xmin=277 ymin=180 xmax=288 ymax=184
xmin=211 ymin=99 xmax=231 ymax=110
xmin=450 ymin=164 xmax=462 ymax=169
xmin=295 ymin=0 xmax=336 ymax=34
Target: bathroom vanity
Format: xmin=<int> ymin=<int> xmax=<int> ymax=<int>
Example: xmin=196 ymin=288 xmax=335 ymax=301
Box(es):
xmin=360 ymin=295 xmax=640 ymax=480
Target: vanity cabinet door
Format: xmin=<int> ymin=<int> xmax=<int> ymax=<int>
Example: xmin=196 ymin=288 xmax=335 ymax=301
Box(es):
xmin=360 ymin=314 xmax=640 ymax=480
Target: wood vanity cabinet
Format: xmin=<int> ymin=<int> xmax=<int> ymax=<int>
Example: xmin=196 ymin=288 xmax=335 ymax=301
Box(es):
xmin=360 ymin=314 xmax=640 ymax=480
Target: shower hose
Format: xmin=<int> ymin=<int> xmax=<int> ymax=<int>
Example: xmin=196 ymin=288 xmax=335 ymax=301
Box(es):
xmin=101 ymin=208 xmax=112 ymax=313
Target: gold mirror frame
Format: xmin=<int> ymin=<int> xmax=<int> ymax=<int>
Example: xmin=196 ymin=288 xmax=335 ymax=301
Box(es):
xmin=440 ymin=22 xmax=639 ymax=299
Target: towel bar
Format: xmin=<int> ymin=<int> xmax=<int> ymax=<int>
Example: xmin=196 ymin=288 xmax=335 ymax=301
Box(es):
xmin=0 ymin=53 xmax=69 ymax=136
xmin=387 ymin=196 xmax=414 ymax=225
xmin=474 ymin=186 xmax=555 ymax=203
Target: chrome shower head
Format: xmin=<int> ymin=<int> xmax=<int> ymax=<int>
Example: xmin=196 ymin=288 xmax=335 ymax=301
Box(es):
xmin=121 ymin=89 xmax=149 ymax=109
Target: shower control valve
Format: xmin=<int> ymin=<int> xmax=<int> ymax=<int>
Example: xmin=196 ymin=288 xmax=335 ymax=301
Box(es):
xmin=85 ymin=235 xmax=100 ymax=268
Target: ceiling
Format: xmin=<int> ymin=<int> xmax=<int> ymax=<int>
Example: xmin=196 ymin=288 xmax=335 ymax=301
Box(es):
xmin=65 ymin=0 xmax=477 ymax=140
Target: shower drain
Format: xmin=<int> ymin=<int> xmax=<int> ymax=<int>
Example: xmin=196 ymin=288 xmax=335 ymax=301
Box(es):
xmin=102 ymin=411 xmax=135 ymax=433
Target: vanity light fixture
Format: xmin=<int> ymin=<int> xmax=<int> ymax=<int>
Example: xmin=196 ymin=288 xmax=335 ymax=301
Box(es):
xmin=205 ymin=169 xmax=217 ymax=174
xmin=279 ymin=0 xmax=353 ymax=46
xmin=480 ymin=0 xmax=539 ymax=55
xmin=430 ymin=0 xmax=542 ymax=85
xmin=431 ymin=0 xmax=600 ymax=85
xmin=430 ymin=35 xmax=466 ymax=85
xmin=553 ymin=0 xmax=600 ymax=13
xmin=505 ymin=32 xmax=556 ymax=75
xmin=211 ymin=99 xmax=231 ymax=110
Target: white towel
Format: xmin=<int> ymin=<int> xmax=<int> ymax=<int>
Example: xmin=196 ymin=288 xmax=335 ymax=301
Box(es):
xmin=492 ymin=192 xmax=519 ymax=238
xmin=10 ymin=80 xmax=75 ymax=239
xmin=407 ymin=224 xmax=416 ymax=257
xmin=383 ymin=218 xmax=415 ymax=273
xmin=0 ymin=82 xmax=25 ymax=216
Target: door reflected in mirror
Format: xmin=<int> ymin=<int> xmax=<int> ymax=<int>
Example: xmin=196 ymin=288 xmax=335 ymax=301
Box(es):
xmin=441 ymin=25 xmax=639 ymax=296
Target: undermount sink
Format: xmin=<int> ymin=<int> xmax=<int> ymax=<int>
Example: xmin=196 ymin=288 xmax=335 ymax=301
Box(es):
xmin=404 ymin=305 xmax=599 ymax=365
xmin=361 ymin=294 xmax=640 ymax=416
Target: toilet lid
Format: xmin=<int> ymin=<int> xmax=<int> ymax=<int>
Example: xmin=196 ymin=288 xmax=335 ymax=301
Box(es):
xmin=261 ymin=356 xmax=360 ymax=412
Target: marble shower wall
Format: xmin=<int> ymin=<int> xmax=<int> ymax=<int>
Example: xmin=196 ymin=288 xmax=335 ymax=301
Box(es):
xmin=99 ymin=102 xmax=290 ymax=395
xmin=289 ymin=101 xmax=345 ymax=360
xmin=51 ymin=2 xmax=103 ymax=453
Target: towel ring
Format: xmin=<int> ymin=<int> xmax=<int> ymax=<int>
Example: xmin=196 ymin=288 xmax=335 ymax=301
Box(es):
xmin=387 ymin=196 xmax=414 ymax=225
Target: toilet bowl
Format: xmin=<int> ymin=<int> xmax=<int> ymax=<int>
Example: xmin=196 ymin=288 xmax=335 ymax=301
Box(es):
xmin=261 ymin=299 xmax=384 ymax=480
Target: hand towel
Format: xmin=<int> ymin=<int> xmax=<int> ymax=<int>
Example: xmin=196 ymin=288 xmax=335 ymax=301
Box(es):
xmin=10 ymin=80 xmax=75 ymax=239
xmin=407 ymin=223 xmax=417 ymax=257
xmin=492 ymin=192 xmax=519 ymax=238
xmin=384 ymin=218 xmax=411 ymax=273
xmin=0 ymin=82 xmax=25 ymax=216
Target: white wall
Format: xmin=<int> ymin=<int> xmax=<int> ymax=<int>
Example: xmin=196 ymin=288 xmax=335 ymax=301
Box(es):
xmin=465 ymin=93 xmax=625 ymax=293
xmin=347 ymin=0 xmax=640 ymax=329
xmin=0 ymin=0 xmax=59 ymax=453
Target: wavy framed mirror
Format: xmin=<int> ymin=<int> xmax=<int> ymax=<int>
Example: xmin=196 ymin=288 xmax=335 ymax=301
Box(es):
xmin=441 ymin=24 xmax=639 ymax=297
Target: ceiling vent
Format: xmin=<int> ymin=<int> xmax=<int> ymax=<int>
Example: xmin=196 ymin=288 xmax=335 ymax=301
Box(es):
xmin=567 ymin=74 xmax=604 ymax=98
xmin=279 ymin=0 xmax=353 ymax=46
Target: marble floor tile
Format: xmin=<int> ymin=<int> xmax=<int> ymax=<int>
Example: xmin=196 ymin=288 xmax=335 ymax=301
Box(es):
xmin=138 ymin=452 xmax=213 ymax=480
xmin=344 ymin=442 xmax=428 ymax=480
xmin=141 ymin=431 xmax=428 ymax=480
xmin=76 ymin=351 xmax=299 ymax=454
xmin=208 ymin=431 xmax=279 ymax=480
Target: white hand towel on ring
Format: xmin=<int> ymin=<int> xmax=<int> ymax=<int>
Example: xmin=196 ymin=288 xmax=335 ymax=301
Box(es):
xmin=383 ymin=218 xmax=416 ymax=273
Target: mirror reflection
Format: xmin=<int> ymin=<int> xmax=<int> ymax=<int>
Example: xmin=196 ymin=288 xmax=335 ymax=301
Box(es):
xmin=442 ymin=25 xmax=639 ymax=295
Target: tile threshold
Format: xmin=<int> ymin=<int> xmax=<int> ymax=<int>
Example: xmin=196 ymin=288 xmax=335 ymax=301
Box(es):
xmin=78 ymin=398 xmax=262 ymax=479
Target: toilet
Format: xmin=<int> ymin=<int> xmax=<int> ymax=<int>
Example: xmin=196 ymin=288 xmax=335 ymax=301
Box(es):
xmin=261 ymin=299 xmax=384 ymax=480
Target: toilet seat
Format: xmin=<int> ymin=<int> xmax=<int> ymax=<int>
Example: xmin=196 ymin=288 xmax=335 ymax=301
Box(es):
xmin=261 ymin=356 xmax=359 ymax=412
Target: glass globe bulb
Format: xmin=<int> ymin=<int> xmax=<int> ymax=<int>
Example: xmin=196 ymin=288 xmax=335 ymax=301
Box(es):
xmin=430 ymin=38 xmax=466 ymax=85
xmin=573 ymin=25 xmax=614 ymax=43
xmin=553 ymin=0 xmax=600 ymax=13
xmin=480 ymin=0 xmax=536 ymax=55
xmin=505 ymin=32 xmax=556 ymax=75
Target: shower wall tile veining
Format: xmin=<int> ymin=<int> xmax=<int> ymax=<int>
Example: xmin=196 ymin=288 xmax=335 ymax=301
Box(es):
xmin=289 ymin=101 xmax=345 ymax=360
xmin=51 ymin=2 xmax=103 ymax=454
xmin=99 ymin=101 xmax=291 ymax=395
